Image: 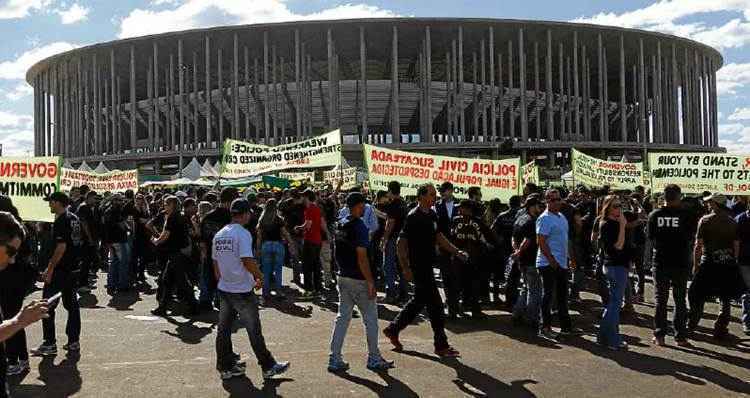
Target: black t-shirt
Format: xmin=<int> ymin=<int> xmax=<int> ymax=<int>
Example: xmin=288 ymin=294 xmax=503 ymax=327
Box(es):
xmin=335 ymin=216 xmax=370 ymax=280
xmin=103 ymin=206 xmax=128 ymax=244
xmin=52 ymin=210 xmax=83 ymax=271
xmin=400 ymin=206 xmax=438 ymax=280
xmin=0 ymin=306 xmax=6 ymax=398
xmin=163 ymin=213 xmax=189 ymax=253
xmin=259 ymin=216 xmax=285 ymax=242
xmin=512 ymin=212 xmax=538 ymax=268
xmin=200 ymin=207 xmax=231 ymax=251
xmin=736 ymin=211 xmax=750 ymax=265
xmin=492 ymin=207 xmax=520 ymax=256
xmin=280 ymin=199 xmax=305 ymax=235
xmin=76 ymin=202 xmax=95 ymax=242
xmin=385 ymin=197 xmax=407 ymax=237
xmin=600 ymin=219 xmax=629 ymax=266
xmin=450 ymin=215 xmax=491 ymax=259
xmin=647 ymin=206 xmax=691 ymax=269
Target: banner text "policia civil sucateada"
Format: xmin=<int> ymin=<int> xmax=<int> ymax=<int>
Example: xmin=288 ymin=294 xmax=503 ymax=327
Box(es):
xmin=0 ymin=156 xmax=60 ymax=222
xmin=649 ymin=152 xmax=750 ymax=194
xmin=221 ymin=129 xmax=342 ymax=178
xmin=363 ymin=144 xmax=520 ymax=201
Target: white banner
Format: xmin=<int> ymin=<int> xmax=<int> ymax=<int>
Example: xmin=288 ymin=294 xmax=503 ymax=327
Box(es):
xmin=278 ymin=171 xmax=315 ymax=183
xmin=0 ymin=156 xmax=61 ymax=222
xmin=61 ymin=168 xmax=139 ymax=193
xmin=220 ymin=130 xmax=342 ymax=178
xmin=323 ymin=167 xmax=358 ymax=190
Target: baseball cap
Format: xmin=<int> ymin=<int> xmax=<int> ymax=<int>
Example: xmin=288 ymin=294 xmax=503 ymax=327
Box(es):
xmin=44 ymin=192 xmax=70 ymax=206
xmin=230 ymin=198 xmax=251 ymax=214
xmin=346 ymin=192 xmax=366 ymax=208
xmin=175 ymin=191 xmax=188 ymax=199
xmin=523 ymin=194 xmax=542 ymax=208
xmin=703 ymin=193 xmax=728 ymax=205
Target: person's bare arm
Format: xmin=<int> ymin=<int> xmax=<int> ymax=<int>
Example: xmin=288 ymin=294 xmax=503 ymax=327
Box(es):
xmin=152 ymin=229 xmax=171 ymax=246
xmin=0 ymin=301 xmax=49 ymax=343
xmin=44 ymin=242 xmax=66 ymax=284
xmin=537 ymin=235 xmax=559 ymax=268
xmin=356 ymin=247 xmax=377 ymax=298
xmin=397 ymin=237 xmax=412 ymax=281
xmin=693 ymin=238 xmax=703 ymax=276
xmin=213 ymin=260 xmax=221 ymax=281
xmin=241 ymin=257 xmax=263 ymax=290
xmin=436 ymin=232 xmax=461 ymax=256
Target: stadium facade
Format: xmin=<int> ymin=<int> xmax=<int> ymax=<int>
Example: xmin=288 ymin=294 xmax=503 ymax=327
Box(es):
xmin=26 ymin=18 xmax=724 ymax=174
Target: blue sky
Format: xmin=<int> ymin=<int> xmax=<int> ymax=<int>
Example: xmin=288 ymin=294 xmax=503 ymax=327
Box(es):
xmin=1 ymin=0 xmax=749 ymax=155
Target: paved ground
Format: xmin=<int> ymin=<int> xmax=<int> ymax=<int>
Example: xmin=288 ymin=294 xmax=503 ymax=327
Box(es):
xmin=7 ymin=268 xmax=750 ymax=398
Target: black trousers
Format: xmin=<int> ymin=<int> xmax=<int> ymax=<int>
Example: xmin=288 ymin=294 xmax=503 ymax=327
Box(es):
xmin=653 ymin=267 xmax=688 ymax=339
xmin=0 ymin=287 xmax=28 ymax=363
xmin=302 ymin=241 xmax=322 ymax=292
xmin=505 ymin=259 xmax=522 ymax=309
xmin=156 ymin=252 xmax=198 ymax=310
xmin=539 ymin=266 xmax=572 ymax=330
xmin=460 ymin=260 xmax=482 ymax=314
xmin=387 ymin=276 xmax=449 ymax=350
xmin=78 ymin=244 xmax=97 ymax=287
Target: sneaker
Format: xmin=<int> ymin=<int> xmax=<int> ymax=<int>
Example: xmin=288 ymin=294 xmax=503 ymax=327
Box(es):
xmin=327 ymin=360 xmax=350 ymax=373
xmin=382 ymin=328 xmax=403 ymax=351
xmin=151 ymin=307 xmax=167 ymax=317
xmin=652 ymin=336 xmax=666 ymax=347
xmin=219 ymin=365 xmax=245 ymax=380
xmin=31 ymin=343 xmax=57 ymax=356
xmin=434 ymin=346 xmax=461 ymax=358
xmin=366 ymin=358 xmax=395 ymax=371
xmin=558 ymin=328 xmax=583 ymax=336
xmin=608 ymin=341 xmax=628 ymax=351
xmin=263 ymin=361 xmax=290 ymax=379
xmin=63 ymin=341 xmax=80 ymax=352
xmin=538 ymin=328 xmax=559 ymax=341
xmin=6 ymin=360 xmax=30 ymax=376
xmin=675 ymin=338 xmax=693 ymax=347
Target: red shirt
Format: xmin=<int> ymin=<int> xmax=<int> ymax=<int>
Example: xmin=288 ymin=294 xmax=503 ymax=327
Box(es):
xmin=304 ymin=203 xmax=323 ymax=244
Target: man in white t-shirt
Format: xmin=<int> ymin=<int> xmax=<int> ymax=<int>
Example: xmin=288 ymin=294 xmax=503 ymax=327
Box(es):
xmin=213 ymin=198 xmax=290 ymax=380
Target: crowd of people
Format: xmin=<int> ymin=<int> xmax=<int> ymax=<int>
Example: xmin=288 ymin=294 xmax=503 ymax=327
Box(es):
xmin=0 ymin=177 xmax=749 ymax=395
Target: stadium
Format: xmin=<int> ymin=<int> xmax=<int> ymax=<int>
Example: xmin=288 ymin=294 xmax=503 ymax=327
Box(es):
xmin=25 ymin=18 xmax=723 ymax=175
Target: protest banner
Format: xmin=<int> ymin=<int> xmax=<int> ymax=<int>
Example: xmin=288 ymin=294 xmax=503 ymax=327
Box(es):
xmin=278 ymin=171 xmax=315 ymax=183
xmin=571 ymin=149 xmax=649 ymax=190
xmin=363 ymin=144 xmax=520 ymax=201
xmin=521 ymin=161 xmax=539 ymax=186
xmin=323 ymin=167 xmax=358 ymax=190
xmin=0 ymin=156 xmax=61 ymax=222
xmin=61 ymin=168 xmax=138 ymax=193
xmin=649 ymin=152 xmax=750 ymax=194
xmin=220 ymin=129 xmax=341 ymax=178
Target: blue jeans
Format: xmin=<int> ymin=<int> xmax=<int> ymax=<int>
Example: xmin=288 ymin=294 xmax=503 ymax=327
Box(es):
xmin=199 ymin=255 xmax=216 ymax=304
xmin=598 ymin=265 xmax=627 ymax=347
xmin=740 ymin=266 xmax=750 ymax=328
xmin=513 ymin=266 xmax=542 ymax=326
xmin=383 ymin=237 xmax=406 ymax=297
xmin=329 ymin=276 xmax=382 ymax=363
xmin=215 ymin=291 xmax=276 ymax=372
xmin=107 ymin=242 xmax=131 ymax=290
xmin=261 ymin=241 xmax=285 ymax=296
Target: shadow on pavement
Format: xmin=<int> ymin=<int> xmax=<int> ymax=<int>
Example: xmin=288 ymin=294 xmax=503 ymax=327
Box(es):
xmin=162 ymin=315 xmax=216 ymax=344
xmin=398 ymin=349 xmax=538 ymax=397
xmin=333 ymin=370 xmax=419 ymax=398
xmin=12 ymin=351 xmax=82 ymax=398
xmin=221 ymin=376 xmax=293 ymax=398
xmin=106 ymin=290 xmax=141 ymax=311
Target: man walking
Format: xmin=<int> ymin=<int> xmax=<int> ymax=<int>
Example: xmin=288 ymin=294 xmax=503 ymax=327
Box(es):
xmin=32 ymin=192 xmax=82 ymax=356
xmin=536 ymin=189 xmax=574 ymax=340
xmin=735 ymin=204 xmax=750 ymax=335
xmin=213 ymin=198 xmax=289 ymax=380
xmin=648 ymin=184 xmax=692 ymax=347
xmin=296 ymin=189 xmax=326 ymax=297
xmin=383 ymin=184 xmax=467 ymax=358
xmin=328 ymin=192 xmax=394 ymax=372
xmin=511 ymin=195 xmax=543 ymax=329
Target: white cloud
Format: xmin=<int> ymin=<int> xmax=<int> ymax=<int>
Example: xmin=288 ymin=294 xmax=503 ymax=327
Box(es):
xmin=0 ymin=0 xmax=51 ymax=19
xmin=728 ymin=107 xmax=750 ymax=120
xmin=58 ymin=3 xmax=89 ymax=24
xmin=0 ymin=41 xmax=78 ymax=80
xmin=573 ymin=1 xmax=750 ymax=50
xmin=118 ymin=0 xmax=399 ymax=38
xmin=3 ymin=82 xmax=33 ymax=100
xmin=717 ymin=62 xmax=750 ymax=95
xmin=0 ymin=110 xmax=33 ymax=155
xmin=719 ymin=122 xmax=750 ymax=153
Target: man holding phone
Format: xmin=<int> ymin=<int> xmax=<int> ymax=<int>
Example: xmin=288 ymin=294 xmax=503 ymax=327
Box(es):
xmin=32 ymin=192 xmax=83 ymax=357
xmin=213 ymin=199 xmax=289 ymax=380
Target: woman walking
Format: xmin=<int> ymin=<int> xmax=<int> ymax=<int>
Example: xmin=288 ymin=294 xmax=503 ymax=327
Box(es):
xmin=597 ymin=195 xmax=630 ymax=350
xmin=256 ymin=199 xmax=292 ymax=304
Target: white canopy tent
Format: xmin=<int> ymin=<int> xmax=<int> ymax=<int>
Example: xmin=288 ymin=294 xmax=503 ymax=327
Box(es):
xmin=201 ymin=159 xmax=219 ymax=177
xmin=172 ymin=157 xmax=203 ymax=180
xmin=77 ymin=161 xmax=93 ymax=172
xmin=93 ymin=162 xmax=110 ymax=174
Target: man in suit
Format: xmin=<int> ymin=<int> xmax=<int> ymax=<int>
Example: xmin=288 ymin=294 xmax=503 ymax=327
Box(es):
xmin=435 ymin=182 xmax=461 ymax=319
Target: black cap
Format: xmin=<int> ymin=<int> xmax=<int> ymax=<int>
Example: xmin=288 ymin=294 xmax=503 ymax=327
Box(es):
xmin=346 ymin=192 xmax=366 ymax=208
xmin=230 ymin=198 xmax=251 ymax=214
xmin=439 ymin=181 xmax=454 ymax=193
xmin=44 ymin=192 xmax=70 ymax=206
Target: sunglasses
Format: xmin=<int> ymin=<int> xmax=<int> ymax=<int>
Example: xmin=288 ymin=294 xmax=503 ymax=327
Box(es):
xmin=1 ymin=243 xmax=18 ymax=258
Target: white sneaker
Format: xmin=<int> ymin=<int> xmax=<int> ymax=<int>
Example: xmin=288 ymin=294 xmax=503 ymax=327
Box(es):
xmin=6 ymin=360 xmax=29 ymax=376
